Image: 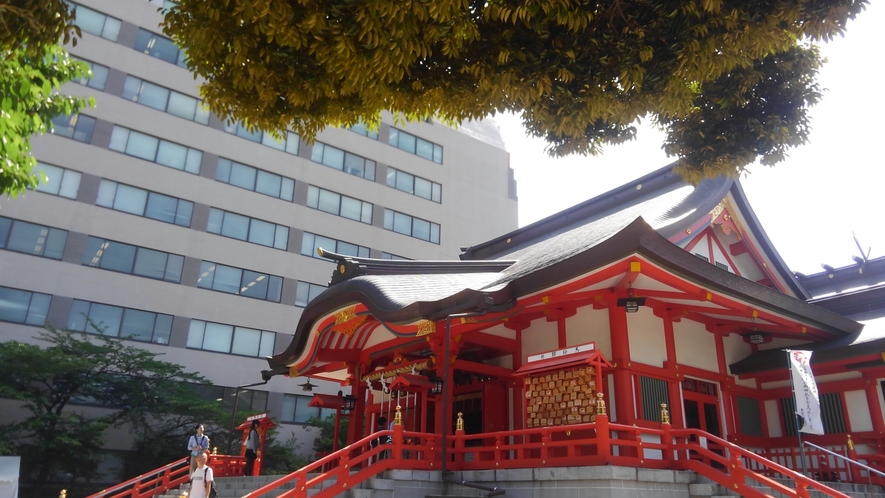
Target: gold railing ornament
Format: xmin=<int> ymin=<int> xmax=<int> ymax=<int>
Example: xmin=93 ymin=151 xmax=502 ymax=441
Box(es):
xmin=660 ymin=403 xmax=670 ymax=424
xmin=595 ymin=392 xmax=606 ymax=416
xmin=456 ymin=412 xmax=464 ymax=431
xmin=394 ymin=405 xmax=402 ymax=426
xmin=59 ymin=489 xmax=67 ymax=498
xmin=847 ymin=434 xmax=855 ymax=451
xmin=212 ymin=447 xmax=218 ymax=455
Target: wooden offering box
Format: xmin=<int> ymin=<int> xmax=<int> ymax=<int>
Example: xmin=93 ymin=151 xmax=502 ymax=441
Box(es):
xmin=514 ymin=343 xmax=612 ymax=428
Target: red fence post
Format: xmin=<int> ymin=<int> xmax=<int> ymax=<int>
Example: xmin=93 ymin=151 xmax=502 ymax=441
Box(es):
xmin=660 ymin=403 xmax=672 ymax=467
xmin=595 ymin=393 xmax=611 ymax=462
xmin=454 ymin=412 xmax=466 ymax=467
xmin=846 ymin=435 xmax=860 ymax=484
xmin=393 ymin=405 xmax=404 ymax=465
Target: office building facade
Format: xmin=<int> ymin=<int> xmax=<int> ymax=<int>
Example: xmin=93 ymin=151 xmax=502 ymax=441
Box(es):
xmin=0 ymin=0 xmax=517 ymax=460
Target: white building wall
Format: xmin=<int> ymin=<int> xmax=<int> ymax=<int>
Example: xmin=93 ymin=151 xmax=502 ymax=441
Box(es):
xmin=673 ymin=319 xmax=718 ymax=373
xmin=626 ymin=307 xmax=666 ymax=368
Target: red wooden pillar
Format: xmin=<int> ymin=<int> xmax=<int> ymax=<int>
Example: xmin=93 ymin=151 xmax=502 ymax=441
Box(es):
xmin=608 ymin=305 xmax=634 ymax=424
xmin=347 ymin=365 xmax=366 ymax=446
xmin=715 ymin=332 xmax=736 ymax=437
xmin=864 ymin=377 xmax=885 ymax=433
xmin=662 ymin=315 xmax=683 ymax=428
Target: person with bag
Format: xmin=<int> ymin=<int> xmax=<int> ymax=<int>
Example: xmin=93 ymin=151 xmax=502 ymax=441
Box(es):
xmin=243 ymin=419 xmax=260 ymax=476
xmin=189 ymin=451 xmax=215 ymax=498
xmin=187 ymin=424 xmax=210 ymax=474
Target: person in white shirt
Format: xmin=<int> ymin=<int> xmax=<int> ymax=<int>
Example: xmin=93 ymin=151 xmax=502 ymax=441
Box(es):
xmin=189 ymin=452 xmax=214 ymax=498
xmin=187 ymin=424 xmax=210 ymax=474
xmin=243 ymin=420 xmax=260 ymax=476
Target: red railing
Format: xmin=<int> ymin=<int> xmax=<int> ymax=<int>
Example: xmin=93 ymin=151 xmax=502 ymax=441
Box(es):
xmin=86 ymin=454 xmax=248 ymax=498
xmin=244 ymin=426 xmax=439 ymax=498
xmin=86 ymin=457 xmax=191 ymax=498
xmin=241 ymin=413 xmax=855 ymax=498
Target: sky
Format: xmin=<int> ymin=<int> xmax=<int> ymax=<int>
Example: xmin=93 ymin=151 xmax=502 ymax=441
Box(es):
xmin=494 ymin=2 xmax=885 ymax=277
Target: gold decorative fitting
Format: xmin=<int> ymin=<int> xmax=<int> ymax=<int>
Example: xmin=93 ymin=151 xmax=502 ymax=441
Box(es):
xmin=332 ymin=313 xmax=367 ymax=337
xmin=317 ymin=248 xmax=325 ymax=257
xmin=344 ymin=464 xmax=348 ymax=469
xmin=59 ymin=490 xmax=67 ymax=498
xmin=685 ymin=229 xmax=692 ymax=234
xmin=335 ymin=307 xmax=358 ymax=325
xmin=339 ymin=264 xmax=346 ymax=274
xmin=212 ymin=446 xmax=218 ymax=455
xmin=415 ymin=320 xmax=436 ymax=337
xmin=362 ymin=359 xmax=434 ymax=382
xmin=460 ymin=317 xmax=478 ymax=324
xmin=456 ymin=412 xmax=464 ymax=431
xmin=847 ymin=435 xmax=855 ymax=450
xmin=596 ymin=393 xmax=606 ymax=416
xmin=660 ymin=403 xmax=670 ymax=424
xmin=566 ymin=430 xmax=571 ymax=436
xmin=395 ymin=405 xmax=403 ymax=426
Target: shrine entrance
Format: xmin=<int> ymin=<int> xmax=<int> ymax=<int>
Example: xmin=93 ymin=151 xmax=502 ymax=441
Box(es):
xmin=681 ymin=378 xmax=721 ymax=437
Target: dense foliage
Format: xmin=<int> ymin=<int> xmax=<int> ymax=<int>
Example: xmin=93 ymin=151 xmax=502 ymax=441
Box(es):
xmin=1 ymin=0 xmax=90 ymax=197
xmin=164 ymin=0 xmax=866 ymax=182
xmin=0 ymin=328 xmax=222 ymax=493
xmin=1 ymin=45 xmax=91 ymax=197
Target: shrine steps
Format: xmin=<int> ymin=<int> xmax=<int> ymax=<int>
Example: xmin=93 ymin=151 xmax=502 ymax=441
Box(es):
xmin=154 ymin=467 xmax=885 ymax=498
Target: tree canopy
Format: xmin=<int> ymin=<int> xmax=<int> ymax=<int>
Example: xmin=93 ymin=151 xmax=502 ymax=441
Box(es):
xmin=163 ymin=0 xmax=866 ymax=183
xmin=1 ymin=1 xmax=91 ymax=198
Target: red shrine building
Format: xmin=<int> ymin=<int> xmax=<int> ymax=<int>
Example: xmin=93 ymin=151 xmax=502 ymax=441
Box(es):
xmin=261 ymin=164 xmax=885 ymax=496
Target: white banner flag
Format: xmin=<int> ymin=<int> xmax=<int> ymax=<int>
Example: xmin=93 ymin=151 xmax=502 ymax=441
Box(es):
xmin=788 ymin=350 xmax=824 ymax=435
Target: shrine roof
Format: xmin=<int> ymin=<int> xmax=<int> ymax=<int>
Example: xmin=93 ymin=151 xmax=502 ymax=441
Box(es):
xmin=265 ymin=214 xmax=860 ymax=377
xmin=460 ymin=164 xmax=806 ymax=298
xmin=729 ymin=315 xmax=885 ymax=375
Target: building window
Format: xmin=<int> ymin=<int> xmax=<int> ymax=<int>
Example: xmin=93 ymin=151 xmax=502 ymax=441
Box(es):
xmin=134 ymin=28 xmax=187 ymax=67
xmin=109 ymin=126 xmax=203 ymax=174
xmin=0 ymin=286 xmax=51 ymax=326
xmin=34 ymin=163 xmax=81 ymax=198
xmin=386 ymin=167 xmax=441 ymax=203
xmin=736 ymin=396 xmax=763 ymax=437
xmin=0 ymin=217 xmax=67 ymax=260
xmin=69 ymin=2 xmax=121 ymax=41
xmin=194 ymin=385 xmax=268 ymax=412
xmin=639 ymin=376 xmax=670 ymax=422
xmin=223 ymin=121 xmax=300 ymax=155
xmin=388 ymin=128 xmax=442 ymax=163
xmin=310 ymin=142 xmax=376 ymax=180
xmin=97 ymin=180 xmax=193 ymax=227
xmin=301 ymin=232 xmax=369 ymax=259
xmin=780 ymin=393 xmax=846 ymax=436
xmin=82 ymin=236 xmax=183 ymax=283
xmin=306 ymin=186 xmax=373 ymax=224
xmin=71 ymin=57 xmax=109 ymax=90
xmin=197 ymin=261 xmax=283 ymax=302
xmin=207 ymin=208 xmax=289 ymax=250
xmin=216 ymin=158 xmax=294 ymax=201
xmin=68 ymin=300 xmax=172 ymax=344
xmin=51 ymin=114 xmax=96 ymax=143
xmin=383 ymin=209 xmax=440 ymax=244
xmin=381 ymin=252 xmax=409 ymax=261
xmin=294 ymin=281 xmax=325 ymax=307
xmin=281 ymin=394 xmax=335 ymax=424
xmin=122 ymin=76 xmax=209 ymax=124
xmin=347 ymin=122 xmax=378 ymax=140
xmin=186 ymin=319 xmax=276 ymax=358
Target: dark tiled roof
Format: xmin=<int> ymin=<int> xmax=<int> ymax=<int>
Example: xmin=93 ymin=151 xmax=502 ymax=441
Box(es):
xmin=267 ymin=216 xmax=860 ymax=373
xmin=729 ymin=316 xmax=885 ymax=375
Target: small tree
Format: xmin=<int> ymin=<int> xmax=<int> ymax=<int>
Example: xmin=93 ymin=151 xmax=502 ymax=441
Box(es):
xmin=260 ymin=431 xmax=311 ymax=475
xmin=304 ymin=414 xmax=349 ymax=455
xmin=0 ymin=327 xmax=221 ymax=493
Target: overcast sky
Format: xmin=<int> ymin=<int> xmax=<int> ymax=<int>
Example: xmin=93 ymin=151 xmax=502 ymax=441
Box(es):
xmin=496 ymin=2 xmax=884 ymax=277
